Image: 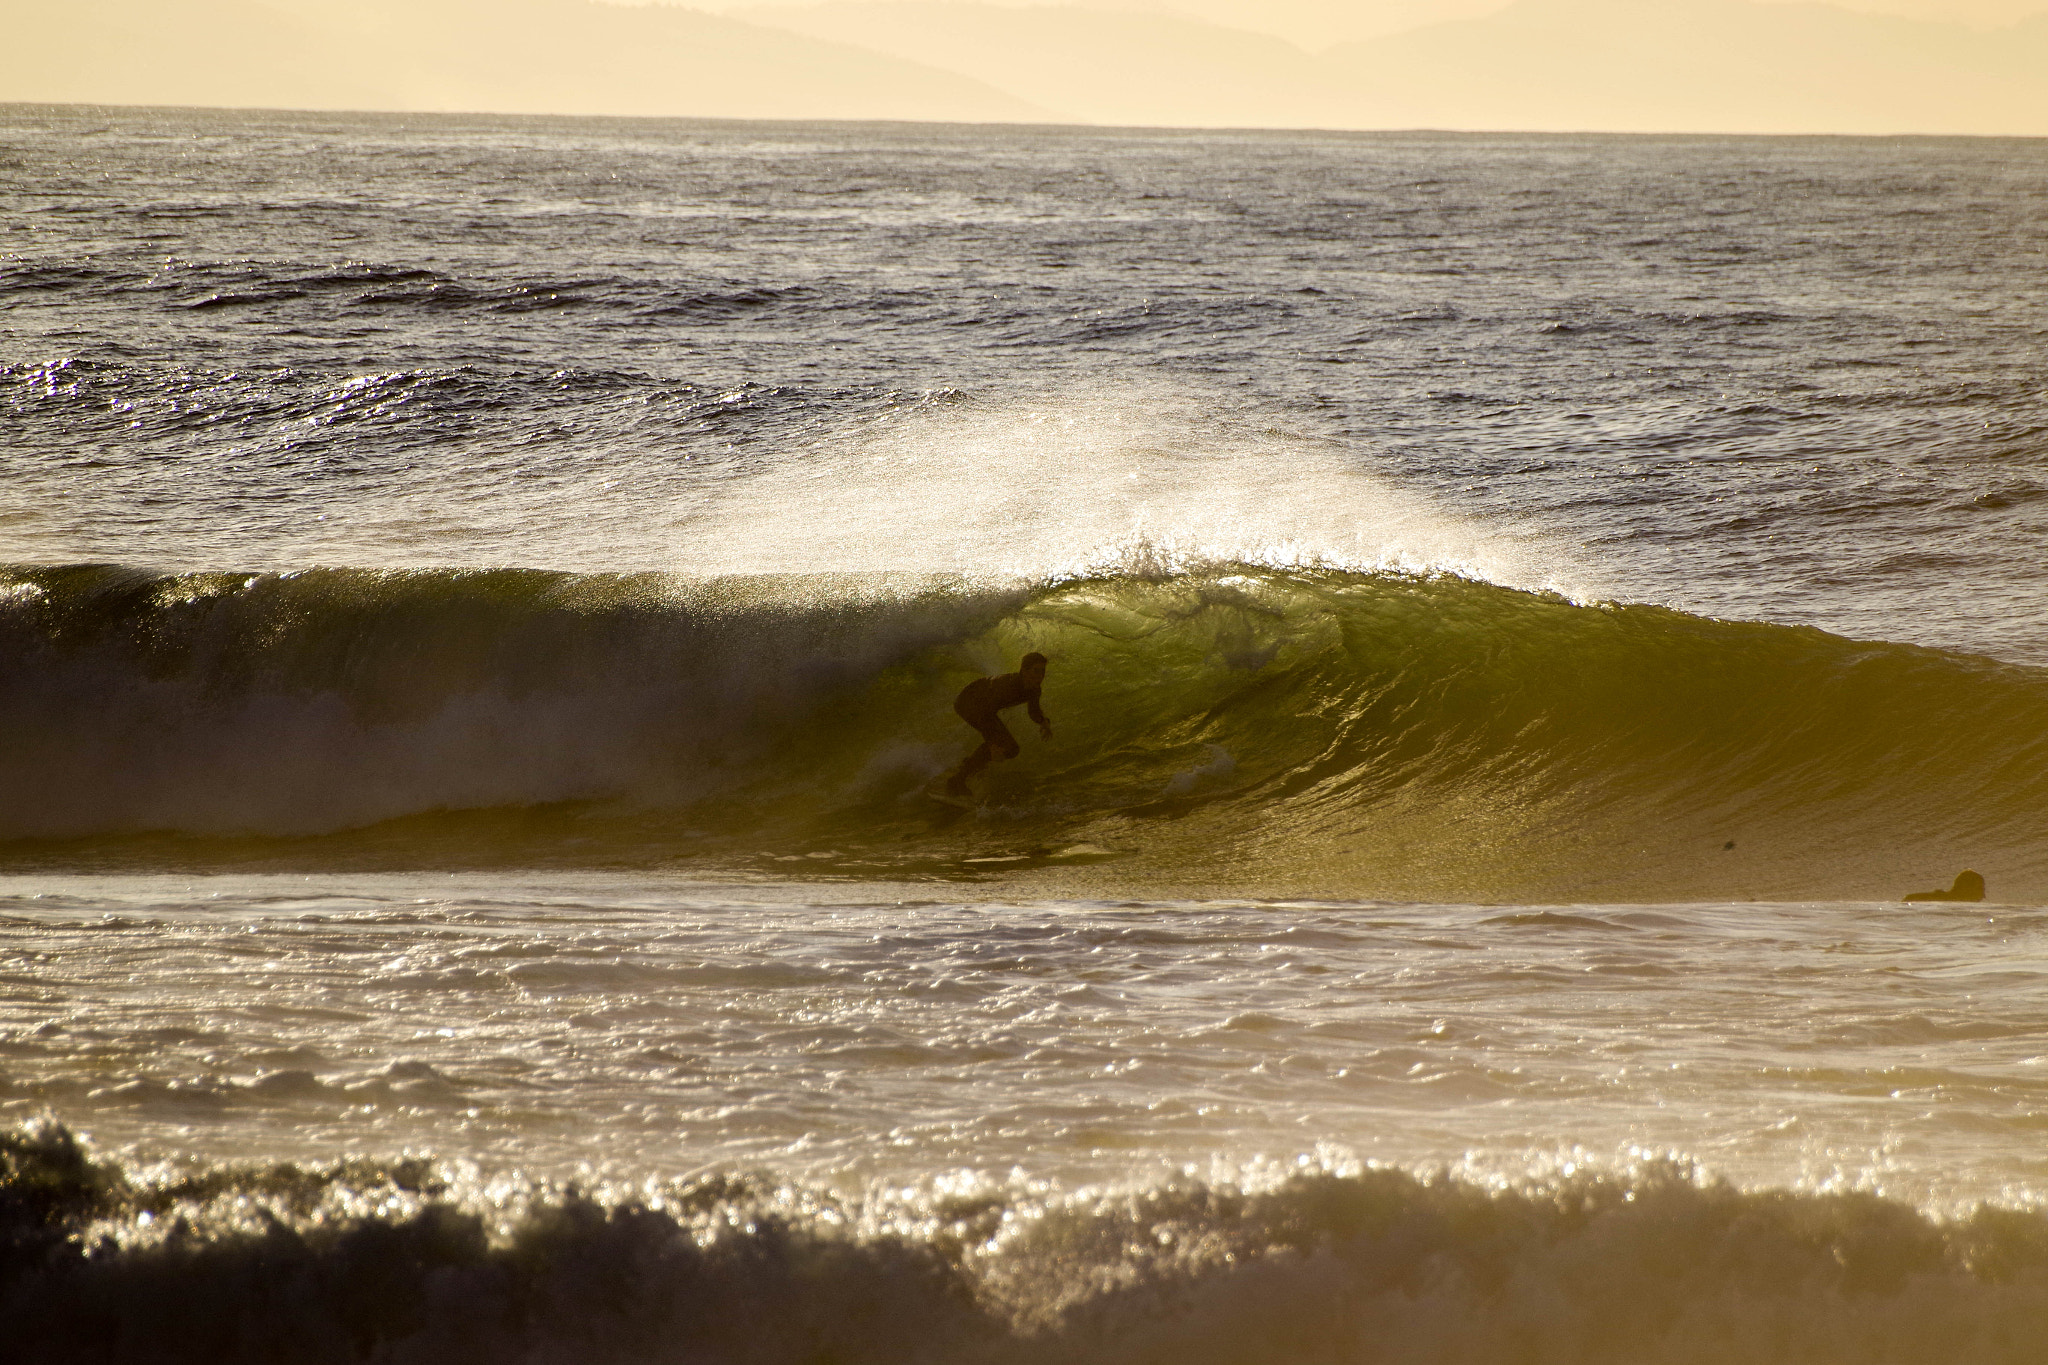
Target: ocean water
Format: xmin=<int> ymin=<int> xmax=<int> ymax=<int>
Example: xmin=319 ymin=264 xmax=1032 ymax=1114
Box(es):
xmin=6 ymin=104 xmax=2048 ymax=1361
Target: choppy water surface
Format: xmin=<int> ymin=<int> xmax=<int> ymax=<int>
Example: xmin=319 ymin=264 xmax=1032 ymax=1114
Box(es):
xmin=8 ymin=877 xmax=2048 ymax=1208
xmin=7 ymin=109 xmax=2048 ymax=656
xmin=9 ymin=876 xmax=2048 ymax=1362
xmin=6 ymin=106 xmax=2048 ymax=1361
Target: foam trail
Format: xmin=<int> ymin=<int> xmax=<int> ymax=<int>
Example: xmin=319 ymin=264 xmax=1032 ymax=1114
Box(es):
xmin=668 ymin=385 xmax=1588 ymax=596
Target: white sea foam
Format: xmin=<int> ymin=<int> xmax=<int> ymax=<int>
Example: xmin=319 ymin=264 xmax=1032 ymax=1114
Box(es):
xmin=7 ymin=883 xmax=2044 ymax=1216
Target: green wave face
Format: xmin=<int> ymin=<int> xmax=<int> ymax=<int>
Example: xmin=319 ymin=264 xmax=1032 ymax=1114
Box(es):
xmin=4 ymin=563 xmax=2044 ymax=902
xmin=768 ymin=567 xmax=2048 ymax=903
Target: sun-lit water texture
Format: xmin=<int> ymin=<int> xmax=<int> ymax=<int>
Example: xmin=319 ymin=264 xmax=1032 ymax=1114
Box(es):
xmin=5 ymin=107 xmax=2048 ymax=1362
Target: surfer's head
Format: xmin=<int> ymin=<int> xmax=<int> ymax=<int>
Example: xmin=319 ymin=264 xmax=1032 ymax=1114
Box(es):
xmin=1020 ymin=651 xmax=1048 ymax=679
xmin=1953 ymin=870 xmax=1986 ymax=901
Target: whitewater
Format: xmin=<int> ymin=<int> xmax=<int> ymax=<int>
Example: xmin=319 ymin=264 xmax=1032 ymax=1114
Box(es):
xmin=6 ymin=105 xmax=2048 ymax=1362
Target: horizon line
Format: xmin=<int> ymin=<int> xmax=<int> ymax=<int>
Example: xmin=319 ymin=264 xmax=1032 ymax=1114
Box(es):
xmin=10 ymin=100 xmax=2046 ymax=143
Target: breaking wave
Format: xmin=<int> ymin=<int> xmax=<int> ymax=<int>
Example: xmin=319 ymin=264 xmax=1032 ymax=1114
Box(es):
xmin=6 ymin=1120 xmax=2048 ymax=1365
xmin=3 ymin=561 xmax=2045 ymax=901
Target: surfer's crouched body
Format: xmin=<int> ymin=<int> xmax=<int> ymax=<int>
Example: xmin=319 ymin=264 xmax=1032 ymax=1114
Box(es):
xmin=947 ymin=652 xmax=1051 ymax=797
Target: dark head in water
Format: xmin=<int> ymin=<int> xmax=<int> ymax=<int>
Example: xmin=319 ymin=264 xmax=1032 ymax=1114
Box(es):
xmin=1902 ymin=870 xmax=1985 ymax=903
xmin=946 ymin=653 xmax=1053 ymax=797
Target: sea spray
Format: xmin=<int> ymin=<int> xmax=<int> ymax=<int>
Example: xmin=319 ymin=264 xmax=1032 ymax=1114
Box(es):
xmin=670 ymin=386 xmax=1585 ymax=595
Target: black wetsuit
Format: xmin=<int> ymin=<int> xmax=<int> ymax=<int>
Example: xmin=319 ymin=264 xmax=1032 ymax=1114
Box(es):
xmin=948 ymin=670 xmax=1047 ymax=791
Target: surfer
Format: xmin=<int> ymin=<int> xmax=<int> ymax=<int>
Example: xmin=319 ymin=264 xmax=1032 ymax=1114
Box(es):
xmin=945 ymin=652 xmax=1051 ymax=797
xmin=1902 ymin=870 xmax=1985 ymax=903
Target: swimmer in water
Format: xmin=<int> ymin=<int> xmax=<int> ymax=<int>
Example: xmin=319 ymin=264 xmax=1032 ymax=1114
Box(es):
xmin=945 ymin=652 xmax=1051 ymax=797
xmin=1902 ymin=870 xmax=1985 ymax=903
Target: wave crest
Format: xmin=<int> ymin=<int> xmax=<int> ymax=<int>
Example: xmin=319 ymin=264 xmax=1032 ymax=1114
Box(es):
xmin=2 ymin=561 xmax=2043 ymax=900
xmin=8 ymin=1121 xmax=2048 ymax=1364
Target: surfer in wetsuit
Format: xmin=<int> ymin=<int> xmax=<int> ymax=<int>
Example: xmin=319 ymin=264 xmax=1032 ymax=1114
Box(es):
xmin=946 ymin=652 xmax=1051 ymax=797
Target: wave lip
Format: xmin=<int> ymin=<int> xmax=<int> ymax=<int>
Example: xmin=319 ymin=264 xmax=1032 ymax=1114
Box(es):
xmin=7 ymin=1120 xmax=2048 ymax=1365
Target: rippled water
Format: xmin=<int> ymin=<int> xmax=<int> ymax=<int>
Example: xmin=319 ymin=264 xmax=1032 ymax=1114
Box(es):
xmin=8 ymin=108 xmax=2048 ymax=653
xmin=8 ymin=876 xmax=2048 ymax=1213
xmin=6 ymin=106 xmax=2048 ymax=1361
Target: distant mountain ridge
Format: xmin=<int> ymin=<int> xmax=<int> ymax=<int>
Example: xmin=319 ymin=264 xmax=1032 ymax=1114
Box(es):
xmin=1321 ymin=0 xmax=2048 ymax=133
xmin=730 ymin=2 xmax=1355 ymax=128
xmin=0 ymin=0 xmax=1045 ymax=122
xmin=738 ymin=0 xmax=2048 ymax=133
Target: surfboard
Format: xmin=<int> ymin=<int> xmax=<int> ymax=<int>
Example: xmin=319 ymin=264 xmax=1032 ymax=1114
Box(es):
xmin=923 ymin=782 xmax=976 ymax=811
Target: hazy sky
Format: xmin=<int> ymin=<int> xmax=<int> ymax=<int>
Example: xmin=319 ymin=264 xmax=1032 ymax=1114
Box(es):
xmin=678 ymin=0 xmax=2048 ymax=45
xmin=8 ymin=0 xmax=2046 ymax=134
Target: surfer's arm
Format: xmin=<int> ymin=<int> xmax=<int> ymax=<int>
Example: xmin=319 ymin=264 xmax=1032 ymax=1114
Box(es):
xmin=1027 ymin=693 xmax=1051 ymax=738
